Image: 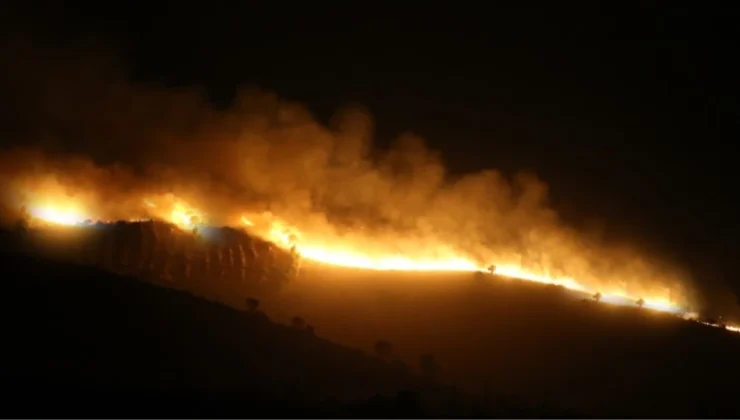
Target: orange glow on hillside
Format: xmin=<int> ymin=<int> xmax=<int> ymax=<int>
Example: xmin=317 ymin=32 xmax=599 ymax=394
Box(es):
xmin=5 ymin=188 xmax=706 ymax=321
xmin=28 ymin=204 xmax=87 ymax=226
xmin=240 ymin=214 xmax=687 ymax=315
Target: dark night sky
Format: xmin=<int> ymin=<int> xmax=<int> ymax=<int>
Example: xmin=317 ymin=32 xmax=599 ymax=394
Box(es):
xmin=4 ymin=4 xmax=740 ymax=313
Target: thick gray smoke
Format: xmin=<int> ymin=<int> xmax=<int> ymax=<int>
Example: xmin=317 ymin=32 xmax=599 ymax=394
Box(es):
xmin=0 ymin=37 xmax=698 ymax=308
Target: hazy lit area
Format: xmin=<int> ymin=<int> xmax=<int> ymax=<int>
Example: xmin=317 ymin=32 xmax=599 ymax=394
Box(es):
xmin=0 ymin=147 xmax=694 ymax=316
xmin=0 ymin=38 xmax=700 ymax=316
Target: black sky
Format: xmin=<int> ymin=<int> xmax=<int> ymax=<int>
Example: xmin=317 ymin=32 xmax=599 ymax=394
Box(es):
xmin=4 ymin=4 xmax=740 ymax=313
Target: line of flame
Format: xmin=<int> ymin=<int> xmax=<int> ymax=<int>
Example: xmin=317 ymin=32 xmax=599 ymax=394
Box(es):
xmin=16 ymin=200 xmax=740 ymax=333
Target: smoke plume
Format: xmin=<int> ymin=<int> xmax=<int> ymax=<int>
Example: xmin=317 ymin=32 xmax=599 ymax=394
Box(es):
xmin=0 ymin=37 xmax=697 ymax=308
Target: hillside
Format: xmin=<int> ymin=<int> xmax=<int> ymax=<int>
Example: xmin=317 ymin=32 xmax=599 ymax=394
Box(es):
xmin=2 ymin=224 xmax=740 ymax=417
xmin=275 ymin=264 xmax=740 ymax=418
xmin=0 ymin=249 xmax=581 ymax=418
xmin=3 ymin=220 xmax=298 ymax=300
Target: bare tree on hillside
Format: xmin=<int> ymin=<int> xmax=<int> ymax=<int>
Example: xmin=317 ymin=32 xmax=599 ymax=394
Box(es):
xmin=420 ymin=353 xmax=440 ymax=380
xmin=291 ymin=316 xmax=305 ymax=329
xmin=246 ymin=297 xmax=260 ymax=312
xmin=374 ymin=340 xmax=394 ymax=361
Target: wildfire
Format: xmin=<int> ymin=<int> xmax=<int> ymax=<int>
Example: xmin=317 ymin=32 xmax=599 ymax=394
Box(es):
xmin=27 ymin=204 xmax=87 ymax=226
xmin=12 ymin=191 xmax=687 ymax=316
xmin=3 ymin=189 xmax=713 ymax=322
xmin=140 ymin=196 xmax=205 ymax=230
xmin=243 ymin=215 xmax=480 ymax=272
xmin=17 ymin=191 xmax=205 ymax=230
xmin=492 ymin=264 xmax=588 ymax=292
xmin=240 ymin=215 xmax=688 ymax=315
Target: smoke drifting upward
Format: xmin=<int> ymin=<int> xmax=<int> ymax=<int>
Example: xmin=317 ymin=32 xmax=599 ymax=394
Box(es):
xmin=0 ymin=38 xmax=696 ymax=309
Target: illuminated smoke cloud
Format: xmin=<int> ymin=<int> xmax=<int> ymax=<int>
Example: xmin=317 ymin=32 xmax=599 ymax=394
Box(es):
xmin=0 ymin=37 xmax=698 ymax=310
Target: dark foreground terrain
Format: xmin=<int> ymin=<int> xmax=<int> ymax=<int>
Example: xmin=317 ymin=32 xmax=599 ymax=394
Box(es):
xmin=2 ymin=223 xmax=740 ymax=417
xmin=279 ymin=266 xmax=740 ymax=418
xmin=0 ymin=250 xmax=581 ymax=418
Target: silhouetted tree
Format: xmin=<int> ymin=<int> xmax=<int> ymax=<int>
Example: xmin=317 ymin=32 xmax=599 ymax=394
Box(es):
xmin=392 ymin=390 xmax=422 ymax=417
xmin=292 ymin=316 xmax=305 ymax=329
xmin=718 ymin=316 xmax=727 ymax=329
xmin=374 ymin=340 xmax=394 ymax=361
xmin=306 ymin=324 xmax=315 ymax=335
xmin=592 ymin=292 xmax=602 ymax=302
xmin=390 ymin=359 xmax=409 ymax=372
xmin=13 ymin=217 xmax=28 ymax=239
xmin=420 ymin=353 xmax=440 ymax=380
xmin=636 ymin=298 xmax=645 ymax=308
xmin=246 ymin=297 xmax=260 ymax=312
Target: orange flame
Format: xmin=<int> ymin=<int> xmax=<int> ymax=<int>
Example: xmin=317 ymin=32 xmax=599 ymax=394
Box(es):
xmin=28 ymin=204 xmax=87 ymax=226
xmin=140 ymin=195 xmax=204 ymax=230
xmin=4 ymin=187 xmax=706 ymax=320
xmin=240 ymin=215 xmax=687 ymax=315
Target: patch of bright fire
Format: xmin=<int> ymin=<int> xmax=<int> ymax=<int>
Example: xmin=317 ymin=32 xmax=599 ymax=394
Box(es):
xmin=28 ymin=204 xmax=88 ymax=226
xmin=143 ymin=197 xmax=204 ymax=230
xmin=242 ymin=216 xmax=689 ymax=315
xmin=13 ymin=198 xmax=740 ymax=333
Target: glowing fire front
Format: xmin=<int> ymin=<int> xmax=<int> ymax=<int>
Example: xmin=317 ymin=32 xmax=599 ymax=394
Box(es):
xmin=234 ymin=215 xmax=688 ymax=315
xmin=239 ymin=215 xmax=473 ymax=272
xmin=27 ymin=204 xmax=87 ymax=226
xmin=143 ymin=197 xmax=204 ymax=230
xmin=16 ymin=197 xmax=678 ymax=307
xmin=19 ymin=190 xmax=204 ymax=231
xmin=8 ymin=190 xmax=720 ymax=327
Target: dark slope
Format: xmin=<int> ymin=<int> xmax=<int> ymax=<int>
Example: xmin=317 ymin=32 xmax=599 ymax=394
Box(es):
xmin=5 ymin=224 xmax=740 ymax=416
xmin=0 ymin=250 xmax=579 ymax=418
xmin=278 ymin=267 xmax=740 ymax=418
xmin=4 ymin=220 xmax=298 ymax=302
